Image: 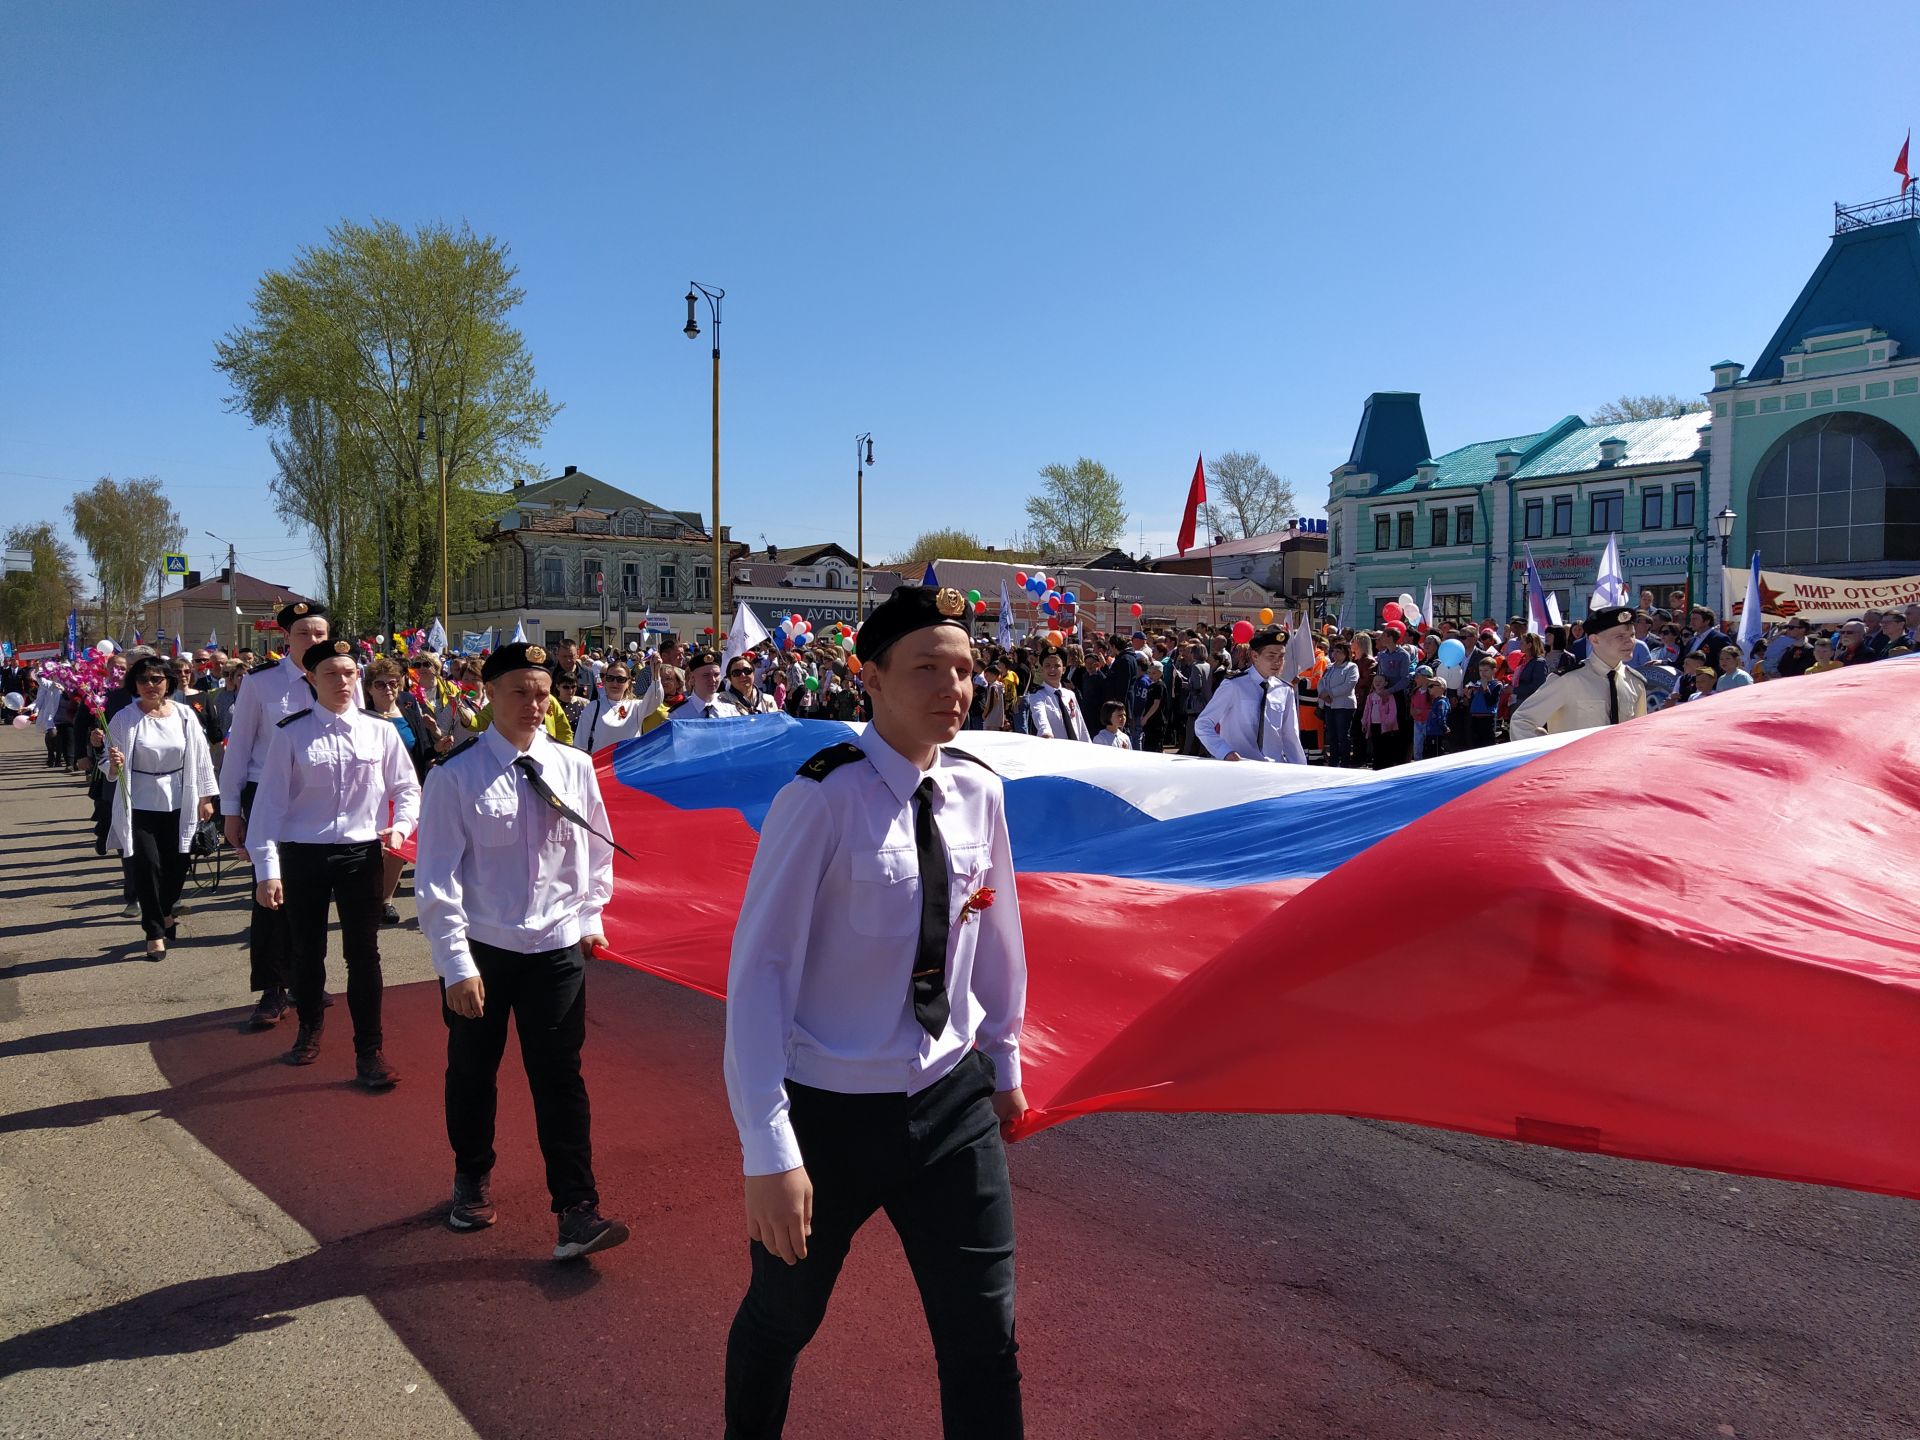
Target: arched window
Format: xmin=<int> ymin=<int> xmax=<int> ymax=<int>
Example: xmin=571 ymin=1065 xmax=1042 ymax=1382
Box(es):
xmin=823 ymin=570 xmax=840 ymax=589
xmin=1748 ymin=412 xmax=1920 ymax=567
xmin=620 ymin=509 xmax=642 ymax=537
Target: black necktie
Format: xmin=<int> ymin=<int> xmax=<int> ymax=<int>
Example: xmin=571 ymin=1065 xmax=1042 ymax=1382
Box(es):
xmin=910 ymin=777 xmax=952 ymax=1038
xmin=1607 ymin=669 xmax=1620 ymax=725
xmin=512 ymin=755 xmax=634 ymax=858
xmin=1258 ymin=679 xmax=1273 ymax=755
xmin=1059 ymin=691 xmax=1076 ymax=739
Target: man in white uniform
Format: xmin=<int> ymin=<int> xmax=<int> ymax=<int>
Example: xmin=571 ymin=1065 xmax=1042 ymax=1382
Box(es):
xmin=1025 ymin=648 xmax=1089 ymax=741
xmin=1194 ymin=625 xmax=1309 ymax=763
xmin=220 ymin=600 xmax=331 ymax=1029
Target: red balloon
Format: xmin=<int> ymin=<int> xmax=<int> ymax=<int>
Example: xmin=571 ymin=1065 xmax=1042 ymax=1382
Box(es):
xmin=1417 ymin=622 xmax=1430 ymax=635
xmin=973 ymin=599 xmax=986 ymax=614
xmin=1129 ymin=603 xmax=1143 ymax=617
xmin=1506 ymin=651 xmax=1526 ymax=672
xmin=1386 ymin=621 xmax=1406 ymax=638
xmin=1015 ymin=572 xmax=1028 ymax=586
xmin=1381 ymin=602 xmax=1403 ymax=623
xmin=1231 ymin=620 xmax=1255 ymax=644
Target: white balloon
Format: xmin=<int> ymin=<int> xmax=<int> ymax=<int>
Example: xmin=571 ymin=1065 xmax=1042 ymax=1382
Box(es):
xmin=94 ymin=639 xmax=117 ymax=656
xmin=1403 ymin=604 xmax=1423 ymax=626
xmin=1397 ymin=592 xmax=1416 ymax=611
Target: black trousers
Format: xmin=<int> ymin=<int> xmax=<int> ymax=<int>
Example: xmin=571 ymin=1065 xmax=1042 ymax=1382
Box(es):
xmin=443 ymin=940 xmax=596 ymax=1212
xmin=239 ymin=781 xmax=292 ymax=994
xmin=1470 ymin=714 xmax=1498 ymax=749
xmin=280 ymin=840 xmax=386 ymax=1049
xmin=724 ymin=1049 xmax=1021 ymax=1440
xmin=124 ymin=808 xmax=187 ymax=941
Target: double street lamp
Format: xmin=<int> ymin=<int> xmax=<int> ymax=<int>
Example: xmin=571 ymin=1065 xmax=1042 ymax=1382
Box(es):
xmin=855 ymin=433 xmax=875 ymax=622
xmin=684 ymin=283 xmax=726 ymax=644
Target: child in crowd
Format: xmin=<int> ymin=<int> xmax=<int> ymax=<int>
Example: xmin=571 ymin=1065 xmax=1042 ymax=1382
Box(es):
xmin=1683 ymin=666 xmax=1719 ymax=701
xmin=1421 ymin=677 xmax=1450 ymax=760
xmin=1360 ymin=673 xmax=1399 ymax=769
xmin=1806 ymin=638 xmax=1841 ymax=674
xmin=1092 ymin=699 xmax=1132 ymax=749
xmin=1465 ymin=657 xmax=1505 ymax=748
xmin=1408 ymin=667 xmax=1434 ymax=760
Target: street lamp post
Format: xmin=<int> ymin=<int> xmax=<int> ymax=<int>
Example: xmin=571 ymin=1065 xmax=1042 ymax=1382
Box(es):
xmin=207 ymin=531 xmax=237 ymax=654
xmin=855 ymin=433 xmax=875 ymax=623
xmin=684 ymin=283 xmax=726 ymax=644
xmin=1313 ymin=567 xmax=1330 ymax=625
xmin=417 ymin=406 xmax=454 ymax=644
xmin=1713 ymin=504 xmax=1738 ymax=612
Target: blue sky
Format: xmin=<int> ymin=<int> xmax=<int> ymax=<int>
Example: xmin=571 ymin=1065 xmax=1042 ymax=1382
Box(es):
xmin=6 ymin=0 xmax=1919 ymax=604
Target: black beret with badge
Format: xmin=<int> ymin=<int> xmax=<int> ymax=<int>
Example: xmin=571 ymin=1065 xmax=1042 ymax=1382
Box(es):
xmin=855 ymin=584 xmax=971 ymax=664
xmin=481 ymin=641 xmax=551 ymax=682
xmin=301 ymin=638 xmax=360 ymax=672
xmin=686 ymin=648 xmax=722 ymax=672
xmin=1247 ymin=624 xmax=1286 ymax=652
xmin=276 ymin=599 xmax=328 ymax=631
xmin=1584 ymin=605 xmax=1638 ymax=636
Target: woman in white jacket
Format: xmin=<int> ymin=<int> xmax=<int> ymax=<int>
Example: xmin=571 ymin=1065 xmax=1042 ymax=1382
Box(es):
xmin=106 ymin=655 xmax=218 ymax=958
xmin=570 ymin=656 xmax=663 ymax=752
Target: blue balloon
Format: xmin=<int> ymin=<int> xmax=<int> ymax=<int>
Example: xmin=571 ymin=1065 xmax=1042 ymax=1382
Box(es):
xmin=1437 ymin=638 xmax=1467 ymax=666
xmin=1061 ymin=590 xmax=1077 ymax=605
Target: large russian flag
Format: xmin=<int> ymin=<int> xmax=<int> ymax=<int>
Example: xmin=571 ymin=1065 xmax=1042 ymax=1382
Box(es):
xmin=587 ymin=662 xmax=1920 ymax=1201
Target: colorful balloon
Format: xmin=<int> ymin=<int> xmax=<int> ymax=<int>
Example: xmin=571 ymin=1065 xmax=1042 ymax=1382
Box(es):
xmin=967 ymin=589 xmax=982 ymax=605
xmin=974 ymin=600 xmax=986 ymax=614
xmin=1014 ymin=572 xmax=1028 ymax=587
xmin=1258 ymin=608 xmax=1274 ymax=625
xmin=1437 ymin=638 xmax=1467 ymax=666
xmin=1061 ymin=590 xmax=1076 ymax=605
xmin=1381 ymin=602 xmax=1402 ymax=624
xmin=1231 ymin=620 xmax=1255 ymax=644
xmin=1130 ymin=603 xmax=1143 ymax=618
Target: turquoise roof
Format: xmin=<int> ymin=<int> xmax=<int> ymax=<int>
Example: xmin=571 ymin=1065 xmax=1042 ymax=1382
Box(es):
xmin=1750 ymin=217 xmax=1920 ymax=379
xmin=1371 ymin=417 xmax=1579 ymax=494
xmin=1510 ymin=411 xmax=1707 ymax=479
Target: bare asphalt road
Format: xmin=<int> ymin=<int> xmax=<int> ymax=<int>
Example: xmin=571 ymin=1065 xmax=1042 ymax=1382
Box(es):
xmin=1 ymin=726 xmax=1914 ymax=1439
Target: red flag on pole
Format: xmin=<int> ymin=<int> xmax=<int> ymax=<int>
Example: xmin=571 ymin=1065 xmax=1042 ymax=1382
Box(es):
xmin=1898 ymin=131 xmax=1911 ymax=194
xmin=1177 ymin=454 xmax=1206 ymax=555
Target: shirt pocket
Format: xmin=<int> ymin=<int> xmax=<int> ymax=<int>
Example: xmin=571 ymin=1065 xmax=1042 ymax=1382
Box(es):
xmin=474 ymin=792 xmax=519 ymax=847
xmin=847 ymin=847 xmax=919 ymax=937
xmin=537 ymin=786 xmax=586 ymax=849
xmin=946 ymin=841 xmax=992 ymax=921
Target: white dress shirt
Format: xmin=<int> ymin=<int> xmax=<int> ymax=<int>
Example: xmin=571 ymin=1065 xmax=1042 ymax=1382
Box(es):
xmin=1027 ymin=684 xmax=1090 ymax=741
xmin=247 ymin=704 xmax=422 ymax=881
xmin=1195 ymin=669 xmax=1309 ymax=763
xmin=724 ymin=724 xmax=1028 ymax=1176
xmin=218 ymin=656 xmax=314 ymax=806
xmin=414 ymin=726 xmax=615 ymax=984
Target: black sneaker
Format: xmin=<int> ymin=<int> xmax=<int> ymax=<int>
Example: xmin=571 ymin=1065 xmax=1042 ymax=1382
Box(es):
xmin=448 ymin=1173 xmax=496 ymax=1231
xmin=381 ymin=903 xmax=401 ymax=925
xmin=354 ymin=1050 xmax=399 ymax=1091
xmin=553 ymin=1201 xmax=629 ymax=1261
xmin=247 ymin=988 xmax=288 ymax=1031
xmin=282 ymin=1023 xmax=322 ymax=1066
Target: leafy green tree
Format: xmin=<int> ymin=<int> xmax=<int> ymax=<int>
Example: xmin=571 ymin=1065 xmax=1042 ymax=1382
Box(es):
xmin=1201 ymin=450 xmax=1297 ymax=540
xmin=0 ymin=522 xmax=82 ymax=644
xmin=1025 ymin=458 xmax=1127 ymax=554
xmin=1588 ymin=394 xmax=1707 ymax=423
xmin=891 ymin=528 xmax=1028 ymax=569
xmin=268 ymin=399 xmax=379 ymax=633
xmin=67 ymin=476 xmax=185 ymax=639
xmin=214 ymin=219 xmax=560 ymax=626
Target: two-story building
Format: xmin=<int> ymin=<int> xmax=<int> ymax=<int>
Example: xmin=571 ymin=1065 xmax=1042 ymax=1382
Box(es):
xmin=1327 ymin=194 xmax=1920 ymax=629
xmin=1328 ymin=395 xmax=1708 ymax=627
xmin=450 ymin=466 xmax=743 ymax=648
xmin=1150 ymin=523 xmax=1330 ymax=603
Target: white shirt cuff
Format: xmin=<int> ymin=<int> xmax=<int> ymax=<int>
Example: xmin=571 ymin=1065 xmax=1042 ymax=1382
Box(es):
xmin=741 ymin=1118 xmax=805 ymax=1177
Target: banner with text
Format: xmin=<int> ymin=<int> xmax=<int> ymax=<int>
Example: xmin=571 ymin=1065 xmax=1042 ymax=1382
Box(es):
xmin=1723 ymin=567 xmax=1920 ymax=623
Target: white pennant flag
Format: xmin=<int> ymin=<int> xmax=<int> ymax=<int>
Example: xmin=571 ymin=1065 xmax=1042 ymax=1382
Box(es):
xmin=723 ymin=600 xmax=770 ymax=669
xmin=510 ymin=619 xmax=527 ymax=644
xmin=1418 ymin=579 xmax=1433 ymax=630
xmin=1589 ymin=532 xmax=1630 ymax=610
xmin=426 ymin=617 xmax=448 ymax=654
xmin=996 ymin=581 xmax=1014 ymax=650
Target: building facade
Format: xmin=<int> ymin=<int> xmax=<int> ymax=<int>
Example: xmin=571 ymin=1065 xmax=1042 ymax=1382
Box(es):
xmin=450 ymin=466 xmax=741 ymax=648
xmin=1328 ymin=395 xmax=1709 ymax=627
xmin=1706 ymin=197 xmax=1920 ymax=587
xmin=150 ymin=569 xmax=314 ymax=655
xmin=731 ymin=543 xmax=903 ymax=632
xmin=1327 ymin=197 xmax=1920 ymax=628
xmin=1151 ymin=523 xmax=1330 ymax=601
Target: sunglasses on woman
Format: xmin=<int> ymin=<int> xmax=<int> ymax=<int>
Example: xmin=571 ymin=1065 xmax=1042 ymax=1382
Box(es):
xmin=728 ymin=667 xmax=753 ymax=678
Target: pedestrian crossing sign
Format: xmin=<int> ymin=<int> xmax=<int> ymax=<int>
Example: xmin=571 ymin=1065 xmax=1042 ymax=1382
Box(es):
xmin=163 ymin=552 xmax=189 ymax=575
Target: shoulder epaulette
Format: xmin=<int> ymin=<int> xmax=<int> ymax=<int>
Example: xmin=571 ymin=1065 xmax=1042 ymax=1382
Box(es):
xmin=275 ymin=708 xmax=312 ymax=728
xmin=942 ymin=745 xmax=997 ymax=774
xmin=441 ymin=735 xmax=482 ymax=763
xmin=249 ymin=659 xmax=279 ymax=675
xmin=798 ymin=742 xmax=867 ymax=782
